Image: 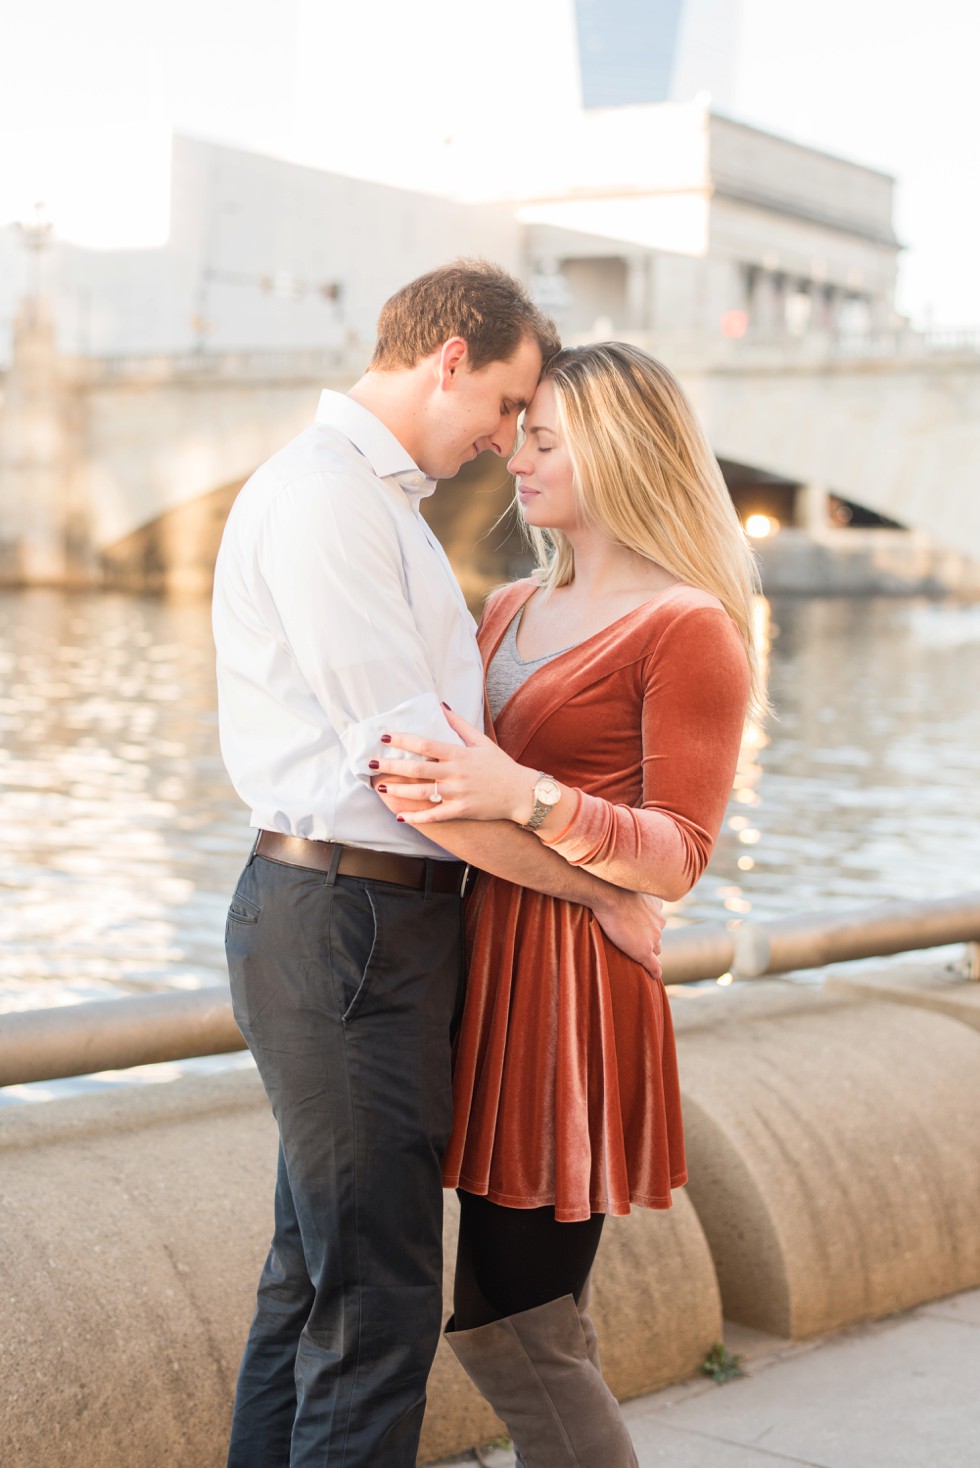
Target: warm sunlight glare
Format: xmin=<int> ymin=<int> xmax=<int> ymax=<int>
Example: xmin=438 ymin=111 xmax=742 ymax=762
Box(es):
xmin=1 ymin=125 xmax=172 ymax=248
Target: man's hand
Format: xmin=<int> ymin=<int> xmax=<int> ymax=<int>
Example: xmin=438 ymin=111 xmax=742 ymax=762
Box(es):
xmin=590 ymin=886 xmax=666 ymax=980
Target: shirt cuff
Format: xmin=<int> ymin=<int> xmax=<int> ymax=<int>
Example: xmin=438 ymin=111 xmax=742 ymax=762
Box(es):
xmin=342 ymin=692 xmax=462 ymax=785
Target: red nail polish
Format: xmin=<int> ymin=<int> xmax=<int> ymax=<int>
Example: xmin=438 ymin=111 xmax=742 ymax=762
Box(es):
xmin=395 ymin=814 xmax=405 ymax=822
xmin=377 ymin=784 xmax=387 ymax=793
xmin=369 ymin=759 xmax=380 ymax=770
xmin=380 ymin=734 xmax=392 ymax=744
xmin=441 ymin=702 xmax=452 ymax=710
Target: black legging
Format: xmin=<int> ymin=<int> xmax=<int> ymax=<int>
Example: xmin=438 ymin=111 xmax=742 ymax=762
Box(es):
xmin=454 ymin=1190 xmax=605 ymax=1330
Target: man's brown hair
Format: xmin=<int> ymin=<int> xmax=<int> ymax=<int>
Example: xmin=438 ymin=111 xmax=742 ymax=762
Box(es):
xmin=369 ymin=259 xmax=560 ymax=372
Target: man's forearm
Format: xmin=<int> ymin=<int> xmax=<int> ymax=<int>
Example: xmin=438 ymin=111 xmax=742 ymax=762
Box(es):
xmin=379 ymin=797 xmax=665 ymax=974
xmin=419 ymin=815 xmax=616 ymax=909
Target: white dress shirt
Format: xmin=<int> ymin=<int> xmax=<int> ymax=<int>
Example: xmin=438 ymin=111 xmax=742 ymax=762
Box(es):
xmin=212 ymin=390 xmax=485 ymax=858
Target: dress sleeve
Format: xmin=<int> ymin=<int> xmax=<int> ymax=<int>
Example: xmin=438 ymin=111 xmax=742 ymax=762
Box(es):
xmin=539 ymin=605 xmax=750 ymax=900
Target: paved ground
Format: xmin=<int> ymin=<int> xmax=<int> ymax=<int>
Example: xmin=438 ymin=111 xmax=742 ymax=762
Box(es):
xmin=435 ymin=1287 xmax=980 ymax=1468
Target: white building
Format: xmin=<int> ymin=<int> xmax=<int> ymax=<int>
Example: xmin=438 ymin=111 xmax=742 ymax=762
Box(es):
xmin=504 ymin=102 xmax=900 ymax=345
xmin=0 ymin=103 xmax=900 ymax=368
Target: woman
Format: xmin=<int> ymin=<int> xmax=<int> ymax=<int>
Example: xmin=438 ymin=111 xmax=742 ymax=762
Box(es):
xmin=374 ymin=343 xmax=765 ymax=1466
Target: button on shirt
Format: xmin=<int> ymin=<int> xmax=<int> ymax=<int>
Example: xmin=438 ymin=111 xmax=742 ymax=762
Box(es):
xmin=212 ymin=390 xmax=485 ymax=858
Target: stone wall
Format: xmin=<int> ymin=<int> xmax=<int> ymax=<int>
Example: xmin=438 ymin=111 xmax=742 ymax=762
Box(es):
xmin=3 ymin=977 xmax=980 ymax=1465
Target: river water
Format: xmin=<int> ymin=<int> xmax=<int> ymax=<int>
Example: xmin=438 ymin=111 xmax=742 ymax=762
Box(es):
xmin=1 ymin=589 xmax=978 ymax=1099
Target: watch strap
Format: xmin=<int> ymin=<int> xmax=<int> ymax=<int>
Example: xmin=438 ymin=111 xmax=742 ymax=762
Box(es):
xmin=522 ymin=773 xmax=558 ymax=832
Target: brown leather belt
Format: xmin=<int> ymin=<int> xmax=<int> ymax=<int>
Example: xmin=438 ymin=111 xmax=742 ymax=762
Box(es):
xmin=254 ymin=830 xmax=468 ymax=896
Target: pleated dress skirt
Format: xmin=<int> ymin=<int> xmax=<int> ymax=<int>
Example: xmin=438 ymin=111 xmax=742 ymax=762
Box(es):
xmin=442 ymin=872 xmax=688 ymax=1223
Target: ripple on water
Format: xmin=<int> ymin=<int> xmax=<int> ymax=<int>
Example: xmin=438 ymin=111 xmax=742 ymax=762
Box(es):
xmin=1 ymin=589 xmax=978 ymax=1093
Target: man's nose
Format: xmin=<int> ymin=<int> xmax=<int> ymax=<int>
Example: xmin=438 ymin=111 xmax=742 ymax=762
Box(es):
xmin=485 ymin=421 xmax=514 ymax=458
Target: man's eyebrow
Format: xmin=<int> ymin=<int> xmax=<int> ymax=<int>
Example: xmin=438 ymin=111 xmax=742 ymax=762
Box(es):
xmin=507 ymin=397 xmax=530 ymax=413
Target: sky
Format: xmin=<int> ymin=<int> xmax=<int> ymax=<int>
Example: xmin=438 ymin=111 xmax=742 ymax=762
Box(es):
xmin=1 ymin=0 xmax=977 ymax=328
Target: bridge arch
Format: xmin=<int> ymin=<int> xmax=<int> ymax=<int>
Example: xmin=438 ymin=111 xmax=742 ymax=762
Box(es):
xmin=4 ymin=334 xmax=979 ymax=591
xmin=684 ymin=350 xmax=980 ymax=558
xmin=101 ymin=476 xmax=247 ymax=595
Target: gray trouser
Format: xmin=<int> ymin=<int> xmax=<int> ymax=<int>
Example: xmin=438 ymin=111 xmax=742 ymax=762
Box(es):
xmin=224 ymin=847 xmax=465 ymax=1468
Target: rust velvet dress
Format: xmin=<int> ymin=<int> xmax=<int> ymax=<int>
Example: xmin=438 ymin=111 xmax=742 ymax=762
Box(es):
xmin=441 ymin=578 xmax=751 ymax=1222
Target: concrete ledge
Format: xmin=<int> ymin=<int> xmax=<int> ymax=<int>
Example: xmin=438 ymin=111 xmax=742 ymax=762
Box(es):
xmin=0 ymin=1064 xmax=268 ymax=1149
xmin=7 ymin=977 xmax=979 ymax=1463
xmin=670 ymin=981 xmax=980 ymax=1339
xmin=588 ymin=1196 xmax=721 ymax=1402
xmin=824 ymin=962 xmax=980 ymax=1032
xmin=0 ymin=1071 xmax=721 ymax=1467
xmin=1 ymin=1072 xmax=277 ymax=1468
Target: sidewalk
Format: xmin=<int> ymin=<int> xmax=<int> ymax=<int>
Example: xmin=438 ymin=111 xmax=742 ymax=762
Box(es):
xmin=436 ymin=1287 xmax=980 ymax=1468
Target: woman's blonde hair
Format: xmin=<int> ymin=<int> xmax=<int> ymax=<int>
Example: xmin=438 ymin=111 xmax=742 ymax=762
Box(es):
xmin=520 ymin=342 xmax=768 ymax=718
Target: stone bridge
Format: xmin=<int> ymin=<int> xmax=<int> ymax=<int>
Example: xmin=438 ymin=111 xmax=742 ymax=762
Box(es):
xmin=1 ymin=317 xmax=979 ymax=594
xmin=681 ymin=333 xmax=980 ymax=563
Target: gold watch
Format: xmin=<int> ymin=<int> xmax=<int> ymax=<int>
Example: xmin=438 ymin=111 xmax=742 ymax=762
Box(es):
xmin=522 ymin=773 xmax=561 ymax=832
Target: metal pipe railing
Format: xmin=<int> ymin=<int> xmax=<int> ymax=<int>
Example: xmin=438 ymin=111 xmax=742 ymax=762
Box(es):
xmin=1 ymin=893 xmax=977 ymax=1089
xmin=731 ymin=893 xmax=980 ymax=978
xmin=0 ymin=987 xmax=242 ymax=1089
xmin=661 ymin=921 xmax=734 ymax=984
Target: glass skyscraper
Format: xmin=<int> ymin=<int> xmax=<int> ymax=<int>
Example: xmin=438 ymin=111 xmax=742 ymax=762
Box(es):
xmin=573 ymin=0 xmax=743 ymax=112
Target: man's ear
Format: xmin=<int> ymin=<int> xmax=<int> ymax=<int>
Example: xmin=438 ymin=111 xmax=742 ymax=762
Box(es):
xmin=437 ymin=337 xmax=469 ymax=389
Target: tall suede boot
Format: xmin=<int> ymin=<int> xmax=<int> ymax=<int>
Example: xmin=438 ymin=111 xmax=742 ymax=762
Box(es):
xmin=576 ymin=1274 xmax=601 ymax=1372
xmin=507 ymin=1281 xmax=604 ymax=1468
xmin=445 ymin=1294 xmax=637 ymax=1468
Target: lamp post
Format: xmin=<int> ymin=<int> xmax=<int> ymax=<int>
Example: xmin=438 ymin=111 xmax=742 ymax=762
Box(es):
xmin=13 ymin=201 xmax=53 ymax=325
xmin=4 ymin=200 xmax=76 ymax=585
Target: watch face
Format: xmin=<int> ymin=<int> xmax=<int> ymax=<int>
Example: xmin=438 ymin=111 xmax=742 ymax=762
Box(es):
xmin=536 ymin=776 xmax=561 ymax=807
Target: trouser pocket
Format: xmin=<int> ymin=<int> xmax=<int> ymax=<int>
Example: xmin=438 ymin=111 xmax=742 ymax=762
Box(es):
xmin=325 ymin=880 xmax=381 ymax=1024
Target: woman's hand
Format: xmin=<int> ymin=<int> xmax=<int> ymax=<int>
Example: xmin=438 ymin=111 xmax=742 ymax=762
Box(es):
xmin=372 ymin=707 xmax=540 ymax=827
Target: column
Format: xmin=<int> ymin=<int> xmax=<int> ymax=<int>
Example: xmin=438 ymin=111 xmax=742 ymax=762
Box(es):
xmin=0 ymin=307 xmax=75 ymax=584
xmin=798 ymin=483 xmax=832 ymax=535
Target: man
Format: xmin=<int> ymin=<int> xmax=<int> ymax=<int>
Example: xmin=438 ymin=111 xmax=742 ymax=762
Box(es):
xmin=213 ymin=260 xmax=663 ymax=1467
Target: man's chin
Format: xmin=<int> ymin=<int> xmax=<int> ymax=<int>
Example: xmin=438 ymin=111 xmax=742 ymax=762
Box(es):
xmin=427 ymin=447 xmax=481 ymax=480
xmin=439 ymin=457 xmax=471 ymax=480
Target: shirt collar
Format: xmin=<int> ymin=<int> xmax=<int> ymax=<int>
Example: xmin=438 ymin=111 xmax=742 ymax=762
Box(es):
xmin=315 ymin=389 xmax=437 ymax=504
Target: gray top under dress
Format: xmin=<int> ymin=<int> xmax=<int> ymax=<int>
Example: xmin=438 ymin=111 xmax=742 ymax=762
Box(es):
xmin=485 ymin=608 xmax=577 ymax=721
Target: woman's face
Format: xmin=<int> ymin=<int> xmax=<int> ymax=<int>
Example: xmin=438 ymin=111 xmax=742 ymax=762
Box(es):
xmin=507 ymin=379 xmax=582 ymax=534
